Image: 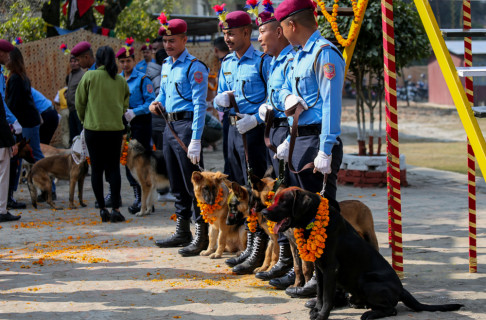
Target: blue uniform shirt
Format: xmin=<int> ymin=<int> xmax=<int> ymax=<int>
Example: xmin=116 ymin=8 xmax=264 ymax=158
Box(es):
xmin=263 ymin=44 xmax=295 ymax=121
xmin=0 ymin=66 xmax=17 ymax=124
xmin=135 ymin=59 xmax=155 ymax=74
xmin=154 ymin=48 xmax=208 ymax=140
xmin=279 ymin=30 xmax=345 ymax=155
xmin=120 ymin=69 xmax=154 ymax=116
xmin=217 ymin=45 xmax=271 ymax=123
xmin=31 ymin=88 xmax=53 ymax=113
xmin=89 ymin=63 xmax=96 ymax=71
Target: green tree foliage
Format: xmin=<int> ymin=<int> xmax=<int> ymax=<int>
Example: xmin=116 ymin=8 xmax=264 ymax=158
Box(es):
xmin=0 ymin=1 xmax=47 ymax=42
xmin=115 ymin=0 xmax=159 ymax=41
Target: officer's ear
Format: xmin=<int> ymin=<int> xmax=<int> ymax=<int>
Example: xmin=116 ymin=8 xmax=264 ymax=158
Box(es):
xmin=276 ymin=25 xmax=284 ymax=39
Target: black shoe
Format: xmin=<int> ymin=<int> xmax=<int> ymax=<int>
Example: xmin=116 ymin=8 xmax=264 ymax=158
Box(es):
xmin=100 ymin=209 xmax=110 ymax=223
xmin=269 ymin=268 xmax=295 ymax=290
xmin=128 ymin=185 xmax=141 ymax=214
xmin=7 ymin=197 xmax=27 ymax=210
xmin=255 ymin=243 xmax=293 ymax=280
xmin=0 ymin=212 xmax=21 ymax=222
xmin=95 ymin=192 xmax=117 ymax=208
xmin=285 ymin=275 xmax=317 ymax=298
xmin=232 ymin=233 xmax=268 ymax=275
xmin=305 ymin=298 xmax=317 ymax=309
xmin=110 ymin=209 xmax=125 ymax=223
xmin=225 ymin=231 xmax=255 ymax=267
xmin=37 ymin=192 xmax=57 ymax=203
xmin=155 ymin=217 xmax=192 ymax=248
xmin=178 ymin=221 xmax=209 ymax=257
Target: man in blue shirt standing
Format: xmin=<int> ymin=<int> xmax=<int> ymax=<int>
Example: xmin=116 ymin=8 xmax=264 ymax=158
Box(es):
xmin=135 ymin=42 xmax=155 ymax=74
xmin=116 ymin=45 xmax=155 ymax=214
xmin=149 ymin=17 xmax=209 ymax=257
xmin=71 ymin=41 xmax=97 ymax=71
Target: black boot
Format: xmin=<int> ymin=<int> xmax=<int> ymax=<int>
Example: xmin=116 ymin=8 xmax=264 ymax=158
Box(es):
xmin=155 ymin=217 xmax=192 ymax=248
xmin=255 ymin=243 xmax=293 ymax=280
xmin=110 ymin=209 xmax=125 ymax=223
xmin=128 ymin=185 xmax=141 ymax=214
xmin=285 ymin=274 xmax=317 ymax=298
xmin=232 ymin=233 xmax=268 ymax=275
xmin=7 ymin=189 xmax=26 ymax=210
xmin=178 ymin=221 xmax=209 ymax=257
xmin=37 ymin=191 xmax=57 ymax=203
xmin=100 ymin=209 xmax=110 ymax=223
xmin=225 ymin=231 xmax=255 ymax=267
xmin=305 ymin=298 xmax=317 ymax=309
xmin=269 ymin=268 xmax=295 ymax=290
xmin=95 ymin=190 xmax=118 ymax=208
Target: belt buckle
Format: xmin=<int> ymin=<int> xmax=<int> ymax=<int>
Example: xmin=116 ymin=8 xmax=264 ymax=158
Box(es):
xmin=167 ymin=113 xmax=175 ymax=122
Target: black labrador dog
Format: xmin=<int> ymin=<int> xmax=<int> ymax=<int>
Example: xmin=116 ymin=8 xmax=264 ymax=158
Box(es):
xmin=262 ymin=187 xmax=463 ymax=320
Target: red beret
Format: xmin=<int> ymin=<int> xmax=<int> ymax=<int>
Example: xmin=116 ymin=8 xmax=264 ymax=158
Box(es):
xmin=0 ymin=40 xmax=15 ymax=53
xmin=274 ymin=0 xmax=315 ymax=22
xmin=158 ymin=19 xmax=187 ymax=36
xmin=116 ymin=47 xmax=134 ymax=58
xmin=222 ymin=11 xmax=252 ymax=29
xmin=141 ymin=44 xmax=153 ymax=51
xmin=256 ymin=11 xmax=277 ymax=27
xmin=71 ymin=41 xmax=92 ymax=57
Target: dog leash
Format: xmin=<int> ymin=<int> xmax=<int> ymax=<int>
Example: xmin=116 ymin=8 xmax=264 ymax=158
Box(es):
xmin=320 ymin=173 xmax=328 ymax=198
xmin=285 ymin=103 xmax=315 ymax=174
xmin=155 ymin=105 xmax=204 ymax=171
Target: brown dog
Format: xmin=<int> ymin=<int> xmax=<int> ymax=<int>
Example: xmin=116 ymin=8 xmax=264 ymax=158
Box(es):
xmin=192 ymin=171 xmax=247 ymax=259
xmin=126 ymin=139 xmax=170 ymax=216
xmin=16 ymin=138 xmax=36 ymax=164
xmin=27 ymin=153 xmax=88 ymax=209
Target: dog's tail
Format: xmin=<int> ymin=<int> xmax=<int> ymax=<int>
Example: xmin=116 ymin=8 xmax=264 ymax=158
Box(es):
xmin=400 ymin=288 xmax=463 ymax=312
xmin=27 ymin=171 xmax=37 ymax=209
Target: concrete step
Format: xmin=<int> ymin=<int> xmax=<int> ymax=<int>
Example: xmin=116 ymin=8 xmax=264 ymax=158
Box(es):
xmin=456 ymin=66 xmax=486 ymax=77
xmin=441 ymin=29 xmax=486 ymax=38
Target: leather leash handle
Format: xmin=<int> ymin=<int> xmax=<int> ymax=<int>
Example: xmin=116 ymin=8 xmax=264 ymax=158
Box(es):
xmin=155 ymin=105 xmax=188 ymax=153
xmin=287 ymin=103 xmax=315 ymax=174
xmin=264 ymin=109 xmax=277 ymax=153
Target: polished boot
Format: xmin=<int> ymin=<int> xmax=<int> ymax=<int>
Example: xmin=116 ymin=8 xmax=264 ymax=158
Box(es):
xmin=305 ymin=298 xmax=317 ymax=309
xmin=178 ymin=221 xmax=209 ymax=257
xmin=110 ymin=209 xmax=125 ymax=222
xmin=232 ymin=233 xmax=268 ymax=275
xmin=95 ymin=191 xmax=117 ymax=208
xmin=225 ymin=231 xmax=255 ymax=267
xmin=269 ymin=268 xmax=295 ymax=290
xmin=0 ymin=212 xmax=21 ymax=222
xmin=285 ymin=274 xmax=317 ymax=298
xmin=155 ymin=217 xmax=192 ymax=248
xmin=100 ymin=209 xmax=110 ymax=223
xmin=7 ymin=190 xmax=26 ymax=210
xmin=255 ymin=243 xmax=293 ymax=280
xmin=128 ymin=185 xmax=141 ymax=214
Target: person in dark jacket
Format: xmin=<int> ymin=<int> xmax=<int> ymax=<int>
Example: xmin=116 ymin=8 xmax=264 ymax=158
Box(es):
xmin=65 ymin=55 xmax=85 ymax=145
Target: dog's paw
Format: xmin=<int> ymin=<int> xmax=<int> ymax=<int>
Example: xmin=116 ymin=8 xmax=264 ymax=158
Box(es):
xmin=200 ymin=250 xmax=212 ymax=256
xmin=309 ymin=308 xmax=319 ymax=320
xmin=209 ymin=253 xmax=222 ymax=259
xmin=135 ymin=211 xmax=148 ymax=217
xmin=80 ymin=202 xmax=87 ymax=207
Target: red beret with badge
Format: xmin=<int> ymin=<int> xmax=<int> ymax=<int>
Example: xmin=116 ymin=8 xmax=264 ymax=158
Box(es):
xmin=0 ymin=39 xmax=15 ymax=53
xmin=71 ymin=41 xmax=92 ymax=57
xmin=246 ymin=0 xmax=276 ymax=27
xmin=116 ymin=38 xmax=135 ymax=58
xmin=141 ymin=38 xmax=152 ymax=51
xmin=213 ymin=4 xmax=251 ymax=30
xmin=274 ymin=0 xmax=315 ymax=22
xmin=158 ymin=12 xmax=187 ymax=36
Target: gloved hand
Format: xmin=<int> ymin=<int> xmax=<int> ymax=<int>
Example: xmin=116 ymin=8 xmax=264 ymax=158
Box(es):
xmin=313 ymin=151 xmax=332 ymax=174
xmin=275 ymin=140 xmax=290 ymax=162
xmin=284 ymin=94 xmax=308 ymax=111
xmin=187 ymin=139 xmax=201 ymax=165
xmin=214 ymin=91 xmax=234 ymax=108
xmin=124 ymin=109 xmax=136 ymax=122
xmin=235 ymin=113 xmax=258 ymax=134
xmin=258 ymin=103 xmax=273 ymax=122
xmin=12 ymin=120 xmax=22 ymax=135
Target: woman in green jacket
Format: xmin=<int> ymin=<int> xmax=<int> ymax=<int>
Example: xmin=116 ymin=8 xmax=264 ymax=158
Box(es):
xmin=76 ymin=46 xmax=129 ymax=223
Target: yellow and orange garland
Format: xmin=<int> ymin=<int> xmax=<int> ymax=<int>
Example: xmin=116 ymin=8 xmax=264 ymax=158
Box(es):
xmin=197 ymin=188 xmax=224 ymax=224
xmin=265 ymin=191 xmax=277 ymax=234
xmin=294 ymin=195 xmax=330 ymax=262
xmin=208 ymin=72 xmax=218 ymax=91
xmin=120 ymin=140 xmax=129 ymax=165
xmin=247 ymin=208 xmax=258 ymax=233
xmin=317 ymin=0 xmax=368 ymax=47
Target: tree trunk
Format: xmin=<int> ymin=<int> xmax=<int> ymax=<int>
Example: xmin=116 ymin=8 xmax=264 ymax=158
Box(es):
xmin=377 ymin=136 xmax=382 ymax=155
xmin=358 ymin=140 xmax=366 ymax=156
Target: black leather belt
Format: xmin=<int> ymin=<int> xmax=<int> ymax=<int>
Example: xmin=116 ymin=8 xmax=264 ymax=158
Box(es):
xmin=272 ymin=117 xmax=289 ymax=128
xmin=167 ymin=111 xmax=193 ymax=122
xmin=41 ymin=106 xmax=55 ymax=114
xmin=290 ymin=124 xmax=321 ymax=137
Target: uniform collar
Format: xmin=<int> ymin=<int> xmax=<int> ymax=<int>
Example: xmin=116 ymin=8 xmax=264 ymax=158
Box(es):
xmin=228 ymin=44 xmax=255 ymax=61
xmin=121 ymin=69 xmax=140 ymax=81
xmin=276 ymin=44 xmax=294 ymax=63
xmin=302 ymin=30 xmax=322 ymax=53
xmin=169 ymin=48 xmax=189 ymax=65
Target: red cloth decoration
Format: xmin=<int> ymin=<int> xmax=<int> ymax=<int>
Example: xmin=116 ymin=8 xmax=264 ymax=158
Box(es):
xmin=77 ymin=0 xmax=95 ymax=18
xmin=101 ymin=28 xmax=110 ymax=36
xmin=62 ymin=0 xmax=69 ymax=16
xmin=94 ymin=5 xmax=105 ymax=15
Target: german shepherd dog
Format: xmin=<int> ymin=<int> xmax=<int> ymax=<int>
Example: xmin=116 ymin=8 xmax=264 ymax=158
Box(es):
xmin=28 ymin=153 xmax=88 ymax=210
xmin=126 ymin=139 xmax=170 ymax=216
xmin=263 ymin=187 xmax=463 ymax=320
xmin=192 ymin=171 xmax=247 ymax=259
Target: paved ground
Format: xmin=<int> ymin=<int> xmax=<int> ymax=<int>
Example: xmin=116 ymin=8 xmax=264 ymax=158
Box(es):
xmin=1 ymin=143 xmax=486 ymax=319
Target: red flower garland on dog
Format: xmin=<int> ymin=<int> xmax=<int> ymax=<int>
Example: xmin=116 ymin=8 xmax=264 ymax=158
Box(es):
xmin=265 ymin=191 xmax=277 ymax=234
xmin=247 ymin=208 xmax=258 ymax=233
xmin=197 ymin=188 xmax=224 ymax=224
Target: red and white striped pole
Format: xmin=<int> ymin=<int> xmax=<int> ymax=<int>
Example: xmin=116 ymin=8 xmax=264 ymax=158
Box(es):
xmin=382 ymin=0 xmax=403 ymax=277
xmin=463 ymin=0 xmax=477 ymax=273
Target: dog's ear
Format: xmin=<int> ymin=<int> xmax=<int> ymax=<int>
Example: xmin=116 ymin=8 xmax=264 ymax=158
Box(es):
xmin=263 ymin=166 xmax=274 ymax=178
xmin=250 ymin=174 xmax=266 ymax=192
xmin=192 ymin=171 xmax=203 ymax=184
xmin=215 ymin=171 xmax=228 ymax=182
xmin=18 ymin=138 xmax=27 ymax=148
xmin=292 ymin=190 xmax=317 ymax=219
xmin=231 ymin=181 xmax=247 ymax=201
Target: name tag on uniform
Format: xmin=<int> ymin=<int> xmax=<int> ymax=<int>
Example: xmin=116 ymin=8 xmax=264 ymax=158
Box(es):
xmin=224 ymin=72 xmax=232 ymax=76
xmin=162 ymin=75 xmax=168 ymax=78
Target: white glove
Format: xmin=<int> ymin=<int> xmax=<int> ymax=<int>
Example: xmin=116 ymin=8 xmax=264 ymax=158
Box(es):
xmin=12 ymin=120 xmax=22 ymax=134
xmin=57 ymin=113 xmax=62 ymax=121
xmin=258 ymin=103 xmax=273 ymax=122
xmin=214 ymin=91 xmax=233 ymax=108
xmin=285 ymin=94 xmax=308 ymax=111
xmin=313 ymin=151 xmax=332 ymax=174
xmin=187 ymin=139 xmax=201 ymax=165
xmin=124 ymin=109 xmax=136 ymax=122
xmin=236 ymin=113 xmax=258 ymax=134
xmin=275 ymin=140 xmax=289 ymax=162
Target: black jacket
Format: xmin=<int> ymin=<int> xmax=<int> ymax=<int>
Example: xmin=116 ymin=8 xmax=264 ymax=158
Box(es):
xmin=6 ymin=73 xmax=41 ymax=128
xmin=0 ymin=93 xmax=15 ymax=148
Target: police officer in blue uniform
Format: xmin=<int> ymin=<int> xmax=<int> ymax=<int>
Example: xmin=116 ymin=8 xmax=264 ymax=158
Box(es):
xmin=116 ymin=45 xmax=155 ymax=214
xmin=273 ymin=0 xmax=345 ymax=299
xmin=135 ymin=42 xmax=155 ymax=74
xmin=149 ymin=17 xmax=210 ymax=257
xmin=71 ymin=41 xmax=97 ymax=71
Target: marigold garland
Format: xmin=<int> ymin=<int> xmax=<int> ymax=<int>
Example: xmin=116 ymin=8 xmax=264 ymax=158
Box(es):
xmin=86 ymin=156 xmax=91 ymax=165
xmin=317 ymin=0 xmax=368 ymax=47
xmin=120 ymin=140 xmax=129 ymax=165
xmin=265 ymin=191 xmax=277 ymax=234
xmin=197 ymin=188 xmax=224 ymax=224
xmin=294 ymin=195 xmax=330 ymax=262
xmin=208 ymin=72 xmax=218 ymax=91
xmin=247 ymin=208 xmax=258 ymax=233
xmin=170 ymin=214 xmax=177 ymax=221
